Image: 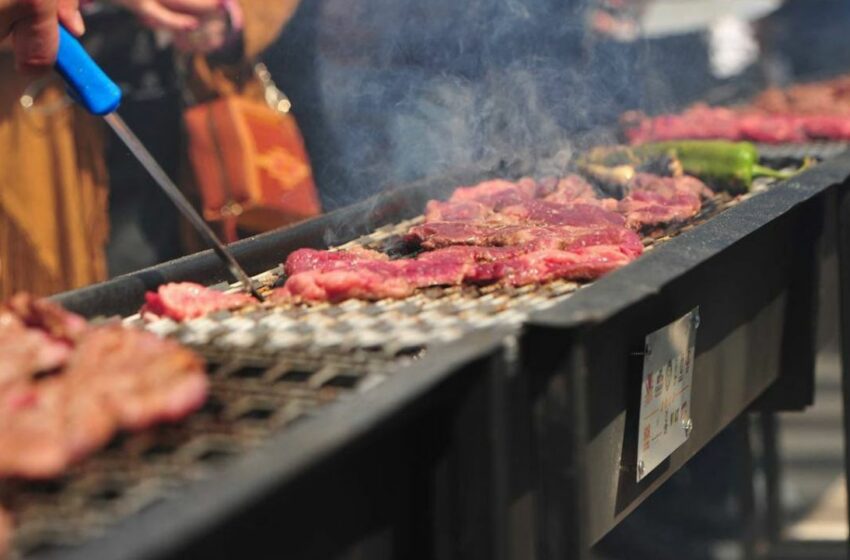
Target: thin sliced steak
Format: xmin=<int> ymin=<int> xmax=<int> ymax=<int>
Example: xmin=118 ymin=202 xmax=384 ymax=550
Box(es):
xmin=448 ymin=177 xmax=541 ymax=209
xmin=407 ymin=222 xmax=643 ymax=257
xmin=142 ymin=282 xmax=254 ymax=321
xmin=499 ymin=200 xmax=626 ymax=227
xmin=423 ymin=200 xmax=498 ymax=223
xmin=284 ymin=247 xmax=388 ymax=276
xmin=0 ymin=314 xmax=72 ymax=389
xmin=0 ymin=377 xmax=116 ymax=479
xmin=619 ymin=174 xmax=706 ymax=230
xmin=470 ymin=245 xmax=636 ymax=285
xmin=4 ymin=293 xmax=88 ymax=343
xmin=65 ymin=326 xmax=208 ymax=431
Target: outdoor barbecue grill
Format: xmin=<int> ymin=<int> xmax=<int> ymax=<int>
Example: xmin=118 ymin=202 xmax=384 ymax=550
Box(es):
xmin=3 ymin=148 xmax=842 ymax=559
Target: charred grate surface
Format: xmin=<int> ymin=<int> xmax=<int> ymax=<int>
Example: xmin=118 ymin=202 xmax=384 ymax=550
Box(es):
xmin=0 ymin=183 xmax=766 ymax=558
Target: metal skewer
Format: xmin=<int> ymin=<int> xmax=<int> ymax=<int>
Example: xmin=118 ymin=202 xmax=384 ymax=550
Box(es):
xmin=54 ymin=25 xmax=263 ymax=301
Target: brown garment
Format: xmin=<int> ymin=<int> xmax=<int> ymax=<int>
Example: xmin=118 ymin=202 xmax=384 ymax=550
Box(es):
xmin=0 ymin=0 xmax=299 ymax=298
xmin=0 ymin=56 xmax=109 ymax=299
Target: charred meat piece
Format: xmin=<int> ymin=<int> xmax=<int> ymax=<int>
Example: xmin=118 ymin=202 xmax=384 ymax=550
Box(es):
xmin=142 ymin=282 xmax=254 ymax=321
xmin=542 ymin=175 xmax=604 ymax=205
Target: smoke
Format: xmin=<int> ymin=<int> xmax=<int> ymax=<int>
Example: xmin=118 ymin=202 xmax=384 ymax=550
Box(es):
xmin=269 ymin=0 xmax=647 ymax=232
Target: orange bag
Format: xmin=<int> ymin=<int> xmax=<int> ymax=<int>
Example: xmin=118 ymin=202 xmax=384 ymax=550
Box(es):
xmin=183 ymin=63 xmax=321 ymax=241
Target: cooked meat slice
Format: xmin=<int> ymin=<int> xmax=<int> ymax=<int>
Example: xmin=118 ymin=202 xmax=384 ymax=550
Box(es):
xmin=275 ymin=238 xmax=639 ymax=303
xmin=499 ymin=200 xmax=627 ymax=227
xmin=622 ymin=103 xmax=850 ymax=144
xmin=470 ymin=245 xmax=636 ymax=285
xmin=142 ymin=282 xmax=254 ymax=321
xmin=447 ymin=177 xmax=541 ymax=209
xmin=619 ymin=174 xmax=706 ymax=230
xmin=284 ymin=247 xmax=388 ymax=276
xmin=66 ymin=326 xmax=208 ymax=431
xmin=0 ymin=313 xmax=72 ymax=388
xmin=423 ymin=200 xmax=498 ymax=223
xmin=735 ymin=113 xmax=807 ymax=144
xmin=3 ymin=293 xmax=88 ymax=343
xmin=542 ymin=175 xmax=603 ymax=205
xmin=622 ymin=105 xmax=742 ymax=144
xmin=0 ymin=378 xmax=116 ymax=479
xmin=407 ymin=222 xmax=643 ymax=257
xmin=277 ymin=268 xmax=415 ymax=303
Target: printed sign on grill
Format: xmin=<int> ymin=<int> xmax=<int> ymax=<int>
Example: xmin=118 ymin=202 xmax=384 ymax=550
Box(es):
xmin=636 ymin=307 xmax=699 ymax=482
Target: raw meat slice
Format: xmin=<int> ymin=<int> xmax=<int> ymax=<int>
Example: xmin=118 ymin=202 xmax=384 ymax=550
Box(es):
xmin=142 ymin=282 xmax=254 ymax=321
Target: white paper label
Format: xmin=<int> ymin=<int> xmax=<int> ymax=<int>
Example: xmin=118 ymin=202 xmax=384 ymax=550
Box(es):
xmin=636 ymin=307 xmax=699 ymax=482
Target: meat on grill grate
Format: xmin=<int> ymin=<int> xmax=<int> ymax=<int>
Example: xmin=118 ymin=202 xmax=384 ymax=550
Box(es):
xmin=407 ymin=222 xmax=643 ymax=254
xmin=619 ymin=174 xmax=707 ymax=230
xmin=143 ymin=283 xmax=255 ymax=321
xmin=622 ymin=103 xmax=850 ymax=144
xmin=0 ymin=297 xmax=208 ymax=482
xmin=754 ymin=76 xmax=850 ymax=116
xmin=271 ymin=173 xmax=719 ymax=303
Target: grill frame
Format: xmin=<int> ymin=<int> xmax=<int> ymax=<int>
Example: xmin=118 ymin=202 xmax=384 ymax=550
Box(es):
xmin=40 ymin=152 xmax=850 ymax=560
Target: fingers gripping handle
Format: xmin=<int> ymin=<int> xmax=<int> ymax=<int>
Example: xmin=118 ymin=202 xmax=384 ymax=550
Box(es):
xmin=55 ymin=25 xmax=122 ymax=116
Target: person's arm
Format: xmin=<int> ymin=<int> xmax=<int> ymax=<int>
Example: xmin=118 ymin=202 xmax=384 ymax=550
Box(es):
xmin=0 ymin=0 xmax=84 ymax=72
xmin=109 ymin=0 xmax=219 ymax=32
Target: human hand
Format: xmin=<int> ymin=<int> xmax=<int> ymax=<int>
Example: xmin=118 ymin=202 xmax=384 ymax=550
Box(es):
xmin=0 ymin=0 xmax=84 ymax=73
xmin=110 ymin=0 xmax=220 ymax=32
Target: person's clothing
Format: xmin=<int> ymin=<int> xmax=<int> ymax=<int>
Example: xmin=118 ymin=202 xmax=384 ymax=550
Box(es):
xmin=0 ymin=54 xmax=109 ymax=299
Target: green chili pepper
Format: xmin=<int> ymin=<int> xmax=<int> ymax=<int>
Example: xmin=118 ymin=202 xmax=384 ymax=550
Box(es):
xmin=634 ymin=140 xmax=793 ymax=193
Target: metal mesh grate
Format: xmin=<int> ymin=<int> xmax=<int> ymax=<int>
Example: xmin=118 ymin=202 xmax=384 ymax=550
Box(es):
xmin=0 ymin=184 xmax=761 ymax=557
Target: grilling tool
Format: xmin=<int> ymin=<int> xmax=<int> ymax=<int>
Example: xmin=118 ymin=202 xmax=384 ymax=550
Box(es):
xmin=53 ymin=25 xmax=264 ymax=301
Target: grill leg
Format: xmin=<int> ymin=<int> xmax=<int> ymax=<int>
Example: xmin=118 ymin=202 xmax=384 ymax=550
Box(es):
xmin=835 ymin=183 xmax=850 ymax=559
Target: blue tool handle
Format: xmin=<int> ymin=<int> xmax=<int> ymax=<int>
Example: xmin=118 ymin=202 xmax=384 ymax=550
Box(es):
xmin=54 ymin=25 xmax=122 ymax=115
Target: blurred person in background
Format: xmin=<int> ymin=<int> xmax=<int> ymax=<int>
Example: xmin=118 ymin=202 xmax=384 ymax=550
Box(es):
xmin=0 ymin=0 xmax=298 ymax=298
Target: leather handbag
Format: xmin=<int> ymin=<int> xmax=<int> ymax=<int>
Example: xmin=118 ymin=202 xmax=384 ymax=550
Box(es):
xmin=183 ymin=62 xmax=321 ymax=241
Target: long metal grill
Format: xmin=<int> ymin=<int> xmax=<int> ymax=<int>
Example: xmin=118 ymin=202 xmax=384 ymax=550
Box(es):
xmin=0 ymin=167 xmax=812 ymax=557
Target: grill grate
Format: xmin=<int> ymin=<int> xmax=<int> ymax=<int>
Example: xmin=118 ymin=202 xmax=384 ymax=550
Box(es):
xmin=0 ymin=184 xmax=759 ymax=557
